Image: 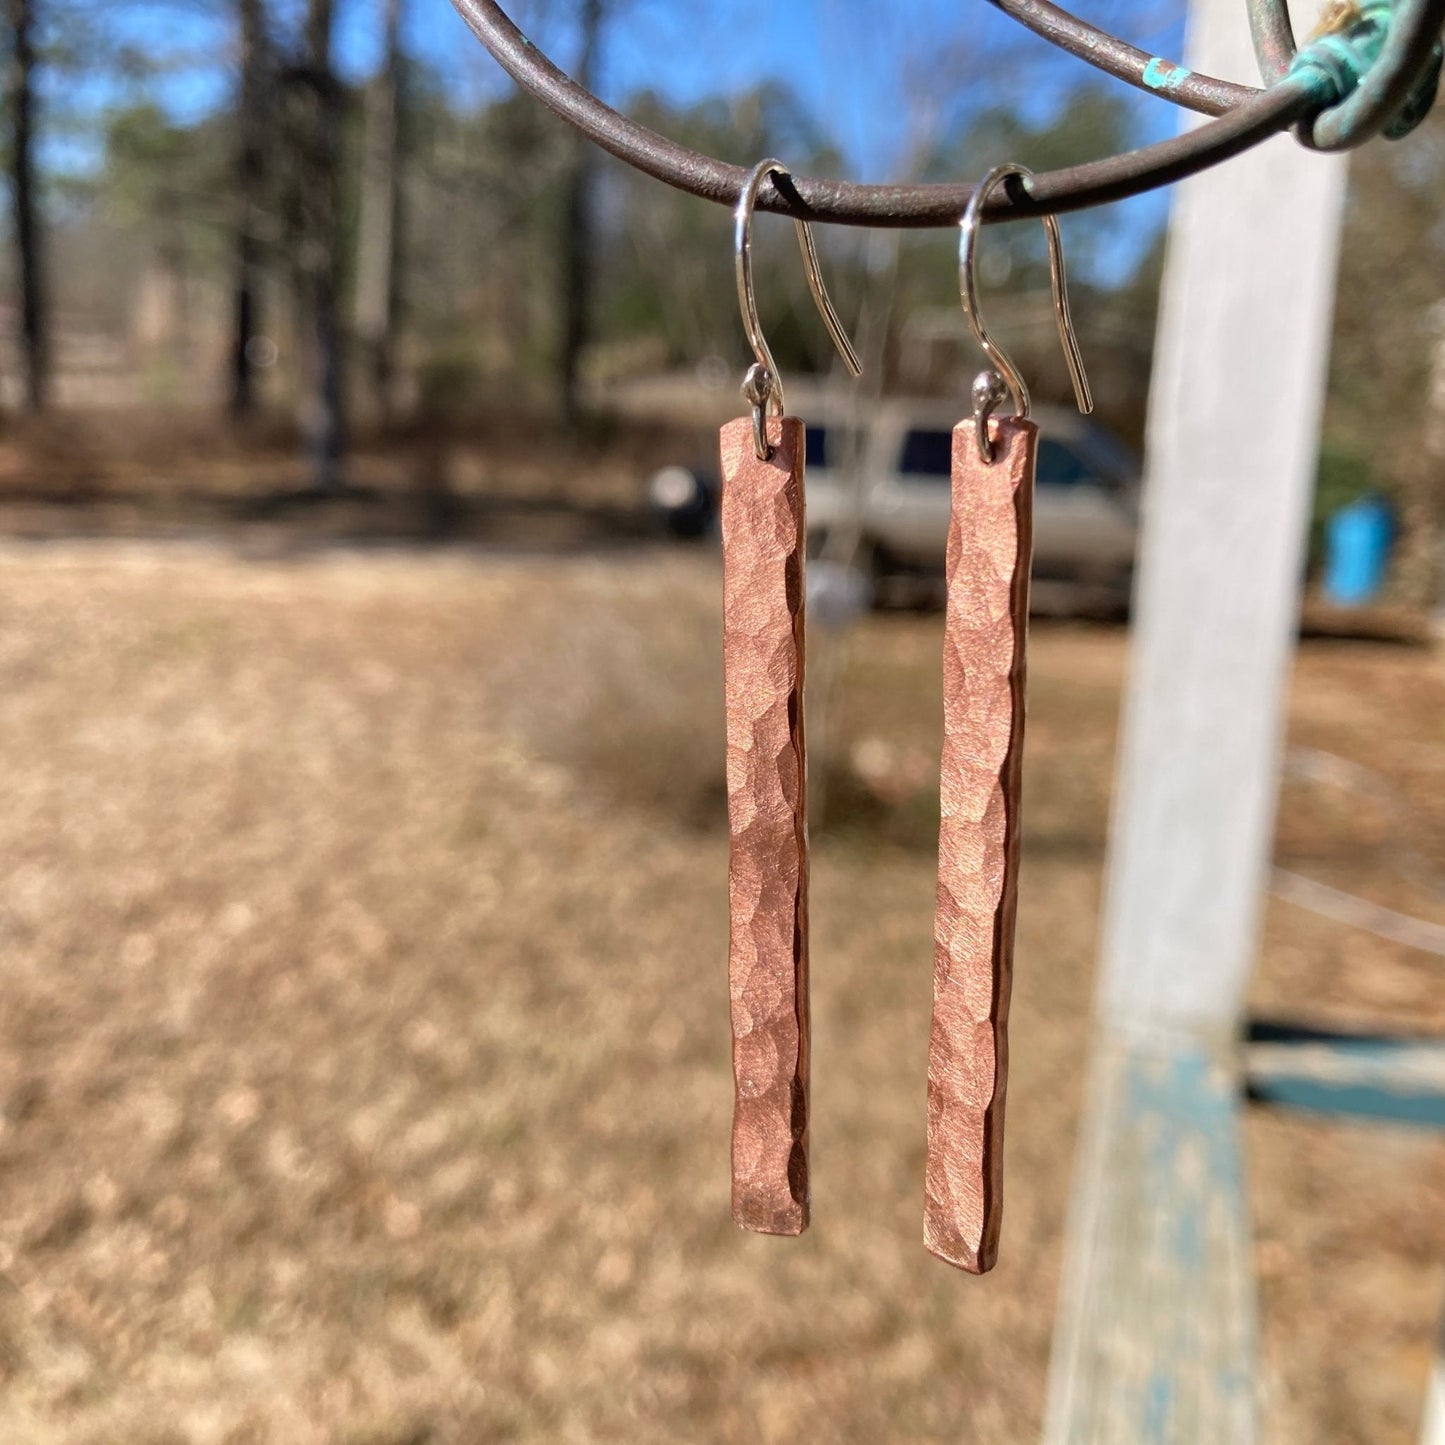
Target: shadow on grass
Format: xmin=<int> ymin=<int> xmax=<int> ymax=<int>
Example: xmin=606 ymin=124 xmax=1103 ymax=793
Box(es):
xmin=0 ymin=406 xmax=695 ymax=554
xmin=0 ymin=473 xmax=664 ymax=555
xmin=228 ymin=478 xmax=659 ymax=551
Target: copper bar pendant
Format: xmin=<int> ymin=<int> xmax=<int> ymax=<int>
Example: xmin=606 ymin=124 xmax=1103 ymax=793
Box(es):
xmin=720 ymin=412 xmax=810 ymax=1237
xmin=924 ymin=414 xmax=1036 ymax=1273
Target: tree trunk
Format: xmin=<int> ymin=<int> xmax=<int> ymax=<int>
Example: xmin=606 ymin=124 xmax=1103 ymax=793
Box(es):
xmin=1403 ymin=300 xmax=1445 ymax=609
xmin=230 ymin=0 xmax=267 ymax=419
xmin=557 ymin=0 xmax=602 ymax=428
xmin=354 ymin=0 xmax=403 ymax=423
xmin=5 ymin=0 xmax=47 ymax=412
xmin=299 ymin=0 xmax=344 ymax=489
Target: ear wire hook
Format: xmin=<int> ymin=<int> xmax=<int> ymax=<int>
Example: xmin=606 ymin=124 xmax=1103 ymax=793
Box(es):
xmin=959 ymin=163 xmax=1093 ymax=463
xmin=736 ymin=158 xmax=862 ymax=460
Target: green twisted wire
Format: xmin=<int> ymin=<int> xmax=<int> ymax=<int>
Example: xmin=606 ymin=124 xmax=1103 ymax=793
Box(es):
xmin=1288 ymin=0 xmax=1444 ymax=146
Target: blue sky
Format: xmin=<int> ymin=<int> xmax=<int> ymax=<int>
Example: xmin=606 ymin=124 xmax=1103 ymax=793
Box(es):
xmin=402 ymin=0 xmax=1191 ymax=179
xmin=70 ymin=0 xmax=1193 ymax=279
xmin=405 ymin=0 xmax=1188 ymax=276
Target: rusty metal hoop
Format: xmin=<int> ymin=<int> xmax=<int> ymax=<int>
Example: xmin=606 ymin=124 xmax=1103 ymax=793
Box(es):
xmin=446 ymin=0 xmax=1445 ymax=227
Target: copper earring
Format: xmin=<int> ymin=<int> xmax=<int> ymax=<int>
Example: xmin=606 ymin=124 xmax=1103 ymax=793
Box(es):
xmin=722 ymin=159 xmax=861 ymax=1237
xmin=925 ymin=164 xmax=1093 ymax=1272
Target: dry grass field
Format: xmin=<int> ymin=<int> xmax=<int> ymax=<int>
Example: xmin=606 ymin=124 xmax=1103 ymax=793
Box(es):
xmin=0 ymin=538 xmax=1441 ymax=1443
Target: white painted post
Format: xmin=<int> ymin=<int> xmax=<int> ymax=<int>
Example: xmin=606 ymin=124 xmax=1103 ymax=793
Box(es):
xmin=1042 ymin=1 xmax=1348 ymax=1439
xmin=1097 ymin=27 xmax=1346 ymax=1045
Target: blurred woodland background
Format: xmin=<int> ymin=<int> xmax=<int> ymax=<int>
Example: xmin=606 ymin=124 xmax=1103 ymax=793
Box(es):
xmin=0 ymin=0 xmax=1441 ymax=600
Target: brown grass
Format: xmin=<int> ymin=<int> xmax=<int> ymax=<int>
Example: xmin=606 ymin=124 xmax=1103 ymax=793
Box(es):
xmin=0 ymin=540 xmax=1441 ymax=1443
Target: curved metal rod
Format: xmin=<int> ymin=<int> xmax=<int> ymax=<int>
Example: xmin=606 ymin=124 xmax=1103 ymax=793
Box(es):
xmin=959 ymin=165 xmax=1092 ymax=461
xmin=450 ymin=0 xmax=1322 ymax=227
xmin=987 ymin=0 xmax=1258 ymax=115
xmin=1248 ymin=0 xmax=1299 ymax=82
xmin=735 ymin=159 xmax=862 ymax=453
xmin=1303 ymin=0 xmax=1445 ymax=149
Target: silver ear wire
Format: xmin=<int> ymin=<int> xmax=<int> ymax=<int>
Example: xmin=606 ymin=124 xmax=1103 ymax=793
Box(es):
xmin=959 ymin=163 xmax=1092 ymax=461
xmin=736 ymin=159 xmax=862 ymax=459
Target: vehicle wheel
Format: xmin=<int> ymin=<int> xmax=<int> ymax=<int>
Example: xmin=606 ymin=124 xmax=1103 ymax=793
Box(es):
xmin=647 ymin=466 xmax=716 ymax=539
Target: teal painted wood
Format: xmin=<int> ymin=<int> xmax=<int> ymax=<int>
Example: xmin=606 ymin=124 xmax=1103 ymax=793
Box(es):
xmin=1246 ymin=1032 xmax=1445 ymax=1129
xmin=1043 ymin=1038 xmax=1257 ymax=1444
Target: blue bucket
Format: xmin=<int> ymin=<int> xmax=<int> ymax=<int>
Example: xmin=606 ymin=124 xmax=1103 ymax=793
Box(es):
xmin=1323 ymin=495 xmax=1394 ymax=606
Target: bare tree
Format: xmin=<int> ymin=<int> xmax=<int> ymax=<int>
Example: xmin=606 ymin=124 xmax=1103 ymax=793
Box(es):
xmin=557 ymin=0 xmax=602 ymax=427
xmin=1327 ymin=106 xmax=1445 ymax=608
xmin=354 ymin=0 xmax=404 ymax=423
xmin=4 ymin=0 xmax=47 ymax=411
xmin=230 ymin=0 xmax=269 ymax=418
xmin=284 ymin=0 xmax=345 ymax=488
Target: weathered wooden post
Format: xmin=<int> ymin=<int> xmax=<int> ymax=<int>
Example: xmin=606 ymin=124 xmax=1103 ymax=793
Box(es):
xmin=1041 ymin=1 xmax=1348 ymax=1438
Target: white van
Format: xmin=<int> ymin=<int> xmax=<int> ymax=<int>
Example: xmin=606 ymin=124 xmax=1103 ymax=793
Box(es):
xmin=801 ymin=396 xmax=1139 ymax=611
xmin=646 ymin=389 xmax=1140 ymax=613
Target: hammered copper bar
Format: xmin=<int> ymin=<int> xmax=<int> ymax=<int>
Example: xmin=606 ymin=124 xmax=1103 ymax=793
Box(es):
xmin=720 ymin=413 xmax=810 ymax=1237
xmin=924 ymin=414 xmax=1036 ymax=1273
